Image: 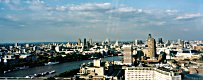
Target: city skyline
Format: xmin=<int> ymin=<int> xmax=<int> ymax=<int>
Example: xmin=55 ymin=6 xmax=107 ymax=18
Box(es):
xmin=0 ymin=0 xmax=203 ymax=42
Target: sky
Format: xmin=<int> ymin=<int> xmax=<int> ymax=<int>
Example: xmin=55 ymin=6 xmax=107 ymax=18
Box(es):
xmin=0 ymin=0 xmax=203 ymax=42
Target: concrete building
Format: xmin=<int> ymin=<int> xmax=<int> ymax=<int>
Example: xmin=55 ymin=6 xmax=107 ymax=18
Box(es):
xmin=125 ymin=67 xmax=181 ymax=80
xmin=93 ymin=59 xmax=101 ymax=67
xmin=89 ymin=38 xmax=92 ymax=46
xmin=147 ymin=34 xmax=157 ymax=59
xmin=78 ymin=38 xmax=81 ymax=47
xmin=77 ymin=59 xmax=105 ymax=79
xmin=123 ymin=45 xmax=133 ymax=65
xmin=158 ymin=38 xmax=164 ymax=44
xmin=83 ymin=38 xmax=87 ymax=50
xmin=193 ymin=44 xmax=203 ymax=51
xmin=178 ymin=39 xmax=184 ymax=48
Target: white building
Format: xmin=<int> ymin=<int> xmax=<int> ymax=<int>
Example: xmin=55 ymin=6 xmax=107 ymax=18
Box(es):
xmin=125 ymin=67 xmax=181 ymax=80
xmin=176 ymin=50 xmax=199 ymax=59
xmin=79 ymin=67 xmax=104 ymax=76
xmin=3 ymin=55 xmax=15 ymax=64
xmin=123 ymin=45 xmax=133 ymax=66
xmin=93 ymin=59 xmax=101 ymax=67
xmin=78 ymin=59 xmax=105 ymax=79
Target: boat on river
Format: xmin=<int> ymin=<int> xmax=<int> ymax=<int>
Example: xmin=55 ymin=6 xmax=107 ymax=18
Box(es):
xmin=44 ymin=62 xmax=59 ymax=65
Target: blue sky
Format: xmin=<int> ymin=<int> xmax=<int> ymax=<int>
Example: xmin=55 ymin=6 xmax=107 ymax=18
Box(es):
xmin=0 ymin=0 xmax=203 ymax=42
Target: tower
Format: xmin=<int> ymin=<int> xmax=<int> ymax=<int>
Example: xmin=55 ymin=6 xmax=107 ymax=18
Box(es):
xmin=78 ymin=38 xmax=81 ymax=46
xmin=123 ymin=45 xmax=133 ymax=65
xmin=89 ymin=38 xmax=92 ymax=45
xmin=83 ymin=38 xmax=87 ymax=50
xmin=147 ymin=34 xmax=157 ymax=59
xmin=178 ymin=39 xmax=184 ymax=48
xmin=158 ymin=38 xmax=164 ymax=44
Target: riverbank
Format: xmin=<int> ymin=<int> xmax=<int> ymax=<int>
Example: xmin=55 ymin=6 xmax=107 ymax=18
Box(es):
xmin=0 ymin=52 xmax=109 ymax=74
xmin=55 ymin=68 xmax=80 ymax=77
xmin=1 ymin=56 xmax=122 ymax=77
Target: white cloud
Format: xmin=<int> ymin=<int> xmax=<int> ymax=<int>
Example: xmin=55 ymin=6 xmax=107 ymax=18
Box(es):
xmin=175 ymin=13 xmax=203 ymax=20
xmin=6 ymin=15 xmax=19 ymax=21
xmin=108 ymin=7 xmax=137 ymax=13
xmin=165 ymin=9 xmax=178 ymax=15
xmin=1 ymin=1 xmax=203 ymax=41
xmin=56 ymin=6 xmax=67 ymax=11
xmin=165 ymin=9 xmax=178 ymax=13
xmin=69 ymin=3 xmax=111 ymax=11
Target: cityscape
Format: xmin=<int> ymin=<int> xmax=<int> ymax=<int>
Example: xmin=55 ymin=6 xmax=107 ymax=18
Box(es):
xmin=1 ymin=34 xmax=203 ymax=80
xmin=1 ymin=0 xmax=203 ymax=80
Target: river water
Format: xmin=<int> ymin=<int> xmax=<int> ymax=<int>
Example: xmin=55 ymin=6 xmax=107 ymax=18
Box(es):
xmin=0 ymin=56 xmax=122 ymax=77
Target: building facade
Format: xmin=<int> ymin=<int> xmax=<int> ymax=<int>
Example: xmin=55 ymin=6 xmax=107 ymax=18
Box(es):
xmin=147 ymin=34 xmax=157 ymax=59
xmin=123 ymin=45 xmax=133 ymax=65
xmin=125 ymin=67 xmax=181 ymax=80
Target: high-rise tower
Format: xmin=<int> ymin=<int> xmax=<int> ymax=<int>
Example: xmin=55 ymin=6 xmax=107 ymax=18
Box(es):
xmin=158 ymin=38 xmax=164 ymax=44
xmin=123 ymin=45 xmax=133 ymax=65
xmin=89 ymin=38 xmax=92 ymax=45
xmin=83 ymin=38 xmax=87 ymax=50
xmin=78 ymin=38 xmax=81 ymax=46
xmin=147 ymin=34 xmax=157 ymax=59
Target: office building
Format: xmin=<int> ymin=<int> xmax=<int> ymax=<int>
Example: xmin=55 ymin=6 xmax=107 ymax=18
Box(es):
xmin=158 ymin=38 xmax=164 ymax=44
xmin=78 ymin=38 xmax=81 ymax=46
xmin=135 ymin=40 xmax=143 ymax=46
xmin=147 ymin=34 xmax=157 ymax=59
xmin=123 ymin=45 xmax=133 ymax=65
xmin=84 ymin=38 xmax=86 ymax=46
xmin=83 ymin=38 xmax=87 ymax=50
xmin=89 ymin=38 xmax=92 ymax=45
xmin=125 ymin=67 xmax=181 ymax=80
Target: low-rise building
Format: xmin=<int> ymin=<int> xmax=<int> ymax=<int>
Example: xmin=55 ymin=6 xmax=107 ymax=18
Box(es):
xmin=125 ymin=67 xmax=181 ymax=80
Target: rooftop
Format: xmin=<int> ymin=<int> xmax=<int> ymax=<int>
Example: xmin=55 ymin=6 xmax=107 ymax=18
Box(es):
xmin=126 ymin=67 xmax=180 ymax=76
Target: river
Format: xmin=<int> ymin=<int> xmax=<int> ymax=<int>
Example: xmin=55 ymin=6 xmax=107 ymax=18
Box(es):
xmin=0 ymin=56 xmax=122 ymax=77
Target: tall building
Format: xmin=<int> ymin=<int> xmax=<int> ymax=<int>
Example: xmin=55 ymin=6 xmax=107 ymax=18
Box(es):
xmin=89 ymin=38 xmax=92 ymax=45
xmin=165 ymin=40 xmax=171 ymax=47
xmin=178 ymin=39 xmax=184 ymax=48
xmin=105 ymin=38 xmax=110 ymax=45
xmin=15 ymin=43 xmax=18 ymax=47
xmin=158 ymin=38 xmax=164 ymax=44
xmin=83 ymin=38 xmax=87 ymax=49
xmin=135 ymin=40 xmax=144 ymax=45
xmin=123 ymin=45 xmax=133 ymax=65
xmin=147 ymin=34 xmax=157 ymax=59
xmin=157 ymin=38 xmax=164 ymax=48
xmin=87 ymin=41 xmax=90 ymax=49
xmin=78 ymin=38 xmax=81 ymax=46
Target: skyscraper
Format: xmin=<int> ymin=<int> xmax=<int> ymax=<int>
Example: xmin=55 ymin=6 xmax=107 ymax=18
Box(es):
xmin=83 ymin=38 xmax=87 ymax=50
xmin=158 ymin=38 xmax=164 ymax=44
xmin=78 ymin=38 xmax=81 ymax=46
xmin=178 ymin=39 xmax=184 ymax=48
xmin=147 ymin=34 xmax=157 ymax=59
xmin=135 ymin=40 xmax=143 ymax=45
xmin=89 ymin=38 xmax=92 ymax=45
xmin=123 ymin=45 xmax=133 ymax=65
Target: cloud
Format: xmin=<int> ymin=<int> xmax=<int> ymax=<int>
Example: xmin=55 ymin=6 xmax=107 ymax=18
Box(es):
xmin=0 ymin=1 xmax=203 ymax=42
xmin=165 ymin=9 xmax=178 ymax=15
xmin=108 ymin=7 xmax=137 ymax=13
xmin=175 ymin=13 xmax=203 ymax=20
xmin=69 ymin=3 xmax=111 ymax=11
xmin=166 ymin=9 xmax=178 ymax=13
